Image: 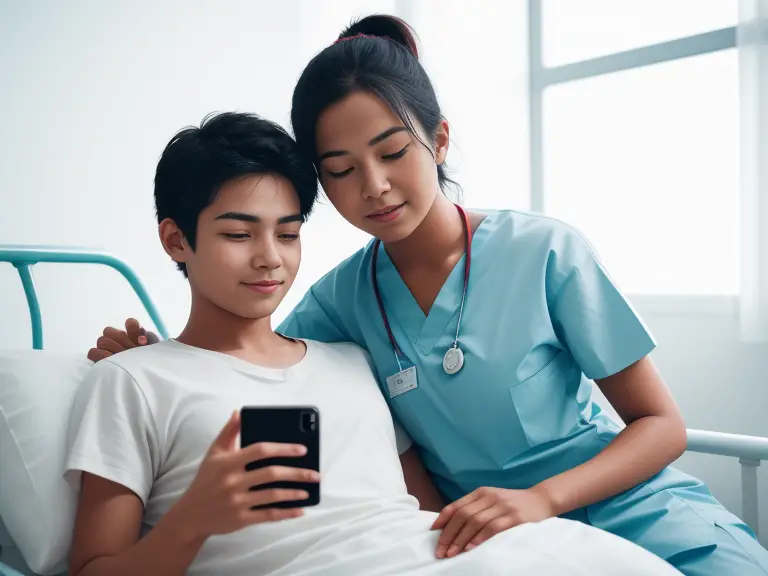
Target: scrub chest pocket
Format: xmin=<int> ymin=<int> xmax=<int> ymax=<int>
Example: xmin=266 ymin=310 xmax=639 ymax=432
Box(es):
xmin=509 ymin=350 xmax=587 ymax=450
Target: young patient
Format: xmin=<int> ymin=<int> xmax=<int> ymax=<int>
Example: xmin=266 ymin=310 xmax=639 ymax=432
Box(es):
xmin=63 ymin=112 xmax=682 ymax=576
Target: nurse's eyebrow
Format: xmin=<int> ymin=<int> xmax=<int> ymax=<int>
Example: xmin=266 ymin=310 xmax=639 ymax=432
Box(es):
xmin=317 ymin=126 xmax=408 ymax=161
xmin=368 ymin=126 xmax=408 ymax=146
xmin=214 ymin=211 xmax=303 ymax=224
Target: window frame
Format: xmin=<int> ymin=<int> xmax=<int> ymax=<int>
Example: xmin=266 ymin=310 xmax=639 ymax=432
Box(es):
xmin=528 ymin=0 xmax=737 ymax=300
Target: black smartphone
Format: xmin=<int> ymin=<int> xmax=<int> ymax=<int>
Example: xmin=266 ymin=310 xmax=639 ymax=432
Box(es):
xmin=239 ymin=406 xmax=320 ymax=509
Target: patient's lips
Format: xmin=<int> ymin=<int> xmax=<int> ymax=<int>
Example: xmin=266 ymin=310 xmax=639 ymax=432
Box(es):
xmin=242 ymin=280 xmax=282 ymax=294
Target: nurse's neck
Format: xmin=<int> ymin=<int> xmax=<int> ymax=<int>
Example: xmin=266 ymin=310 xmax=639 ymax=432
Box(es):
xmin=384 ymin=193 xmax=468 ymax=273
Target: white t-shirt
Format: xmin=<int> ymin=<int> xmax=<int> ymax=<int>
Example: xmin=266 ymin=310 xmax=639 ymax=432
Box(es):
xmin=64 ymin=339 xmax=681 ymax=576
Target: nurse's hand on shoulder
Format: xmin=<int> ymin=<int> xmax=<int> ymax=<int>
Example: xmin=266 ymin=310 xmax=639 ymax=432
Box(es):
xmin=431 ymin=486 xmax=555 ymax=559
xmin=86 ymin=317 xmax=159 ymax=362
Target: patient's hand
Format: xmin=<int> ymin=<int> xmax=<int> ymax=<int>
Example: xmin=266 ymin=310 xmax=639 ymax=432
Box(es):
xmin=176 ymin=410 xmax=316 ymax=537
xmin=87 ymin=317 xmax=160 ymax=362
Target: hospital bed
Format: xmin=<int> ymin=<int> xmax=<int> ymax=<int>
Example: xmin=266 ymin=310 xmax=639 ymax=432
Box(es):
xmin=0 ymin=245 xmax=766 ymax=576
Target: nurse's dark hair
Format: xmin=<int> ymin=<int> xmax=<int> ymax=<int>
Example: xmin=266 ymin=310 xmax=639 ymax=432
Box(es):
xmin=154 ymin=112 xmax=318 ymax=277
xmin=291 ymin=14 xmax=459 ymax=195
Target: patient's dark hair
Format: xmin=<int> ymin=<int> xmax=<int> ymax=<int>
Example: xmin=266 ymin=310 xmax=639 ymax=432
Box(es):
xmin=291 ymin=14 xmax=458 ymax=194
xmin=154 ymin=112 xmax=318 ymax=276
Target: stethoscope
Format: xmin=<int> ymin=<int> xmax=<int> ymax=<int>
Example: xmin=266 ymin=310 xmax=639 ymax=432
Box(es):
xmin=371 ymin=204 xmax=472 ymax=376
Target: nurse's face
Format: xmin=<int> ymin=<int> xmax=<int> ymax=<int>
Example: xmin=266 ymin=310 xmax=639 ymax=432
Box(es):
xmin=315 ymin=91 xmax=449 ymax=244
xmin=161 ymin=173 xmax=303 ymax=320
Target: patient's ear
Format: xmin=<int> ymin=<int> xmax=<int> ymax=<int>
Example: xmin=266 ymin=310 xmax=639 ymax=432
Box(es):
xmin=158 ymin=218 xmax=190 ymax=265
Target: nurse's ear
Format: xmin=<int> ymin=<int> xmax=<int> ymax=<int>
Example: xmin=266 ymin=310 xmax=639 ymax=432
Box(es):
xmin=158 ymin=217 xmax=191 ymax=267
xmin=434 ymin=119 xmax=450 ymax=166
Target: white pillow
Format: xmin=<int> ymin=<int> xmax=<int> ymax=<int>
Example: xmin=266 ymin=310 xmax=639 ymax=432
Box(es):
xmin=0 ymin=350 xmax=92 ymax=575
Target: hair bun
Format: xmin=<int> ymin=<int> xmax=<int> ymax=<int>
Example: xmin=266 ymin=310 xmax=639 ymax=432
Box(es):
xmin=338 ymin=14 xmax=419 ymax=59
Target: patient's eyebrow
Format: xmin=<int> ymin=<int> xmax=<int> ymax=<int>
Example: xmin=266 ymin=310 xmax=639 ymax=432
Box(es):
xmin=317 ymin=126 xmax=408 ymax=161
xmin=214 ymin=211 xmax=303 ymax=224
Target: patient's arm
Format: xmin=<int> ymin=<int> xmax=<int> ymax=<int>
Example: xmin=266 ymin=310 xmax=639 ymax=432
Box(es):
xmin=69 ymin=411 xmax=313 ymax=576
xmin=400 ymin=447 xmax=445 ymax=513
xmin=68 ymin=473 xmax=205 ymax=576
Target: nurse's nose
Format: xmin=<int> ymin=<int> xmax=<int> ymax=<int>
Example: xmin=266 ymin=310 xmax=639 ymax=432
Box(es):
xmin=361 ymin=163 xmax=392 ymax=200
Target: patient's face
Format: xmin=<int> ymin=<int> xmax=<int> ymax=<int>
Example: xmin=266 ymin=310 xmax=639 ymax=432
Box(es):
xmin=184 ymin=173 xmax=303 ymax=320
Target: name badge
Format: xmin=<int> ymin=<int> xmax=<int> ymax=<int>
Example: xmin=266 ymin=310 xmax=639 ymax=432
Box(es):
xmin=386 ymin=366 xmax=418 ymax=398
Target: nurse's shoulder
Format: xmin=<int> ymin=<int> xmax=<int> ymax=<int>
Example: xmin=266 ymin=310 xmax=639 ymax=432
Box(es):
xmin=484 ymin=209 xmax=606 ymax=278
xmin=488 ymin=209 xmax=655 ymax=380
xmin=278 ymin=242 xmax=375 ymax=345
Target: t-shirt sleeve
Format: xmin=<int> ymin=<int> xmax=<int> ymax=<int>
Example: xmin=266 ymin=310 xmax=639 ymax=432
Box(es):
xmin=278 ymin=286 xmax=352 ymax=344
xmin=64 ymin=359 xmax=160 ymax=505
xmin=546 ymin=226 xmax=657 ymax=380
xmin=393 ymin=421 xmax=414 ymax=455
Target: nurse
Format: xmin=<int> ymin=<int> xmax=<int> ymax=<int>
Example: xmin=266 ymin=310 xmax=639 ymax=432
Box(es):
xmin=91 ymin=14 xmax=768 ymax=576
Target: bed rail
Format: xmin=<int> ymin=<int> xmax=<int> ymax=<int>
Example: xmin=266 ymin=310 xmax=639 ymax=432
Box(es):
xmin=0 ymin=245 xmax=169 ymax=347
xmin=685 ymin=428 xmax=767 ymax=538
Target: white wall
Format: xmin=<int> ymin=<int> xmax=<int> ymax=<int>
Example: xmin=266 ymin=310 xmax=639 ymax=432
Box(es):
xmin=0 ymin=0 xmax=388 ymax=351
xmin=1 ymin=0 xmax=765 ymax=552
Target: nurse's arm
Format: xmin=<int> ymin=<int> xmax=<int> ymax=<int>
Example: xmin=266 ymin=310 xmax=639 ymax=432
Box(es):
xmin=535 ymin=355 xmax=687 ymax=516
xmin=400 ymin=448 xmax=446 ymax=513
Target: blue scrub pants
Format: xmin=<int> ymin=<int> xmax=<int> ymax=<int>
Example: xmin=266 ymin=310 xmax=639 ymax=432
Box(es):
xmin=563 ymin=467 xmax=768 ymax=575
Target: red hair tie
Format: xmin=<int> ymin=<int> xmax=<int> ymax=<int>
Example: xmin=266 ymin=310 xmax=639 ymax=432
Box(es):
xmin=333 ymin=32 xmax=390 ymax=45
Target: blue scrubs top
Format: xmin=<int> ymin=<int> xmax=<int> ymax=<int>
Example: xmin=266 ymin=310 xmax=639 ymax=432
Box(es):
xmin=278 ymin=209 xmax=768 ymax=574
xmin=279 ymin=209 xmax=655 ymax=499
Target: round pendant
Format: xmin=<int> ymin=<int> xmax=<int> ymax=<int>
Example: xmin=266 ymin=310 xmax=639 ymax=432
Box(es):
xmin=443 ymin=346 xmax=465 ymax=375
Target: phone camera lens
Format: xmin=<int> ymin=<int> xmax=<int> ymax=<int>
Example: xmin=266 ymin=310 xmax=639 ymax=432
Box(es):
xmin=300 ymin=411 xmax=316 ymax=432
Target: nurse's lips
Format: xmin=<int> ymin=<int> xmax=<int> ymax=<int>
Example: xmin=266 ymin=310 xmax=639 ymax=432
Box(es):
xmin=367 ymin=203 xmax=405 ymax=223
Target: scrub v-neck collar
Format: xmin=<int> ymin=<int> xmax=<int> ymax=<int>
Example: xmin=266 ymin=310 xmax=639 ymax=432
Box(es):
xmin=373 ymin=211 xmax=494 ymax=356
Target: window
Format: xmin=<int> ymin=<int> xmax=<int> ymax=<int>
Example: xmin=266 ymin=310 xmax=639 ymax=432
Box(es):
xmin=542 ymin=0 xmax=737 ymax=67
xmin=542 ymin=49 xmax=739 ymax=295
xmin=536 ymin=2 xmax=739 ymax=295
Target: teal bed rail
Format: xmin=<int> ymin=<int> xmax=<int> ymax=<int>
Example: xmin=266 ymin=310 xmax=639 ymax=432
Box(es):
xmin=0 ymin=245 xmax=169 ymax=348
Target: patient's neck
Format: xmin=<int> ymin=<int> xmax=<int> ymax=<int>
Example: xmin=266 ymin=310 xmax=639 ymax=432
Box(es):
xmin=176 ymin=294 xmax=305 ymax=369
